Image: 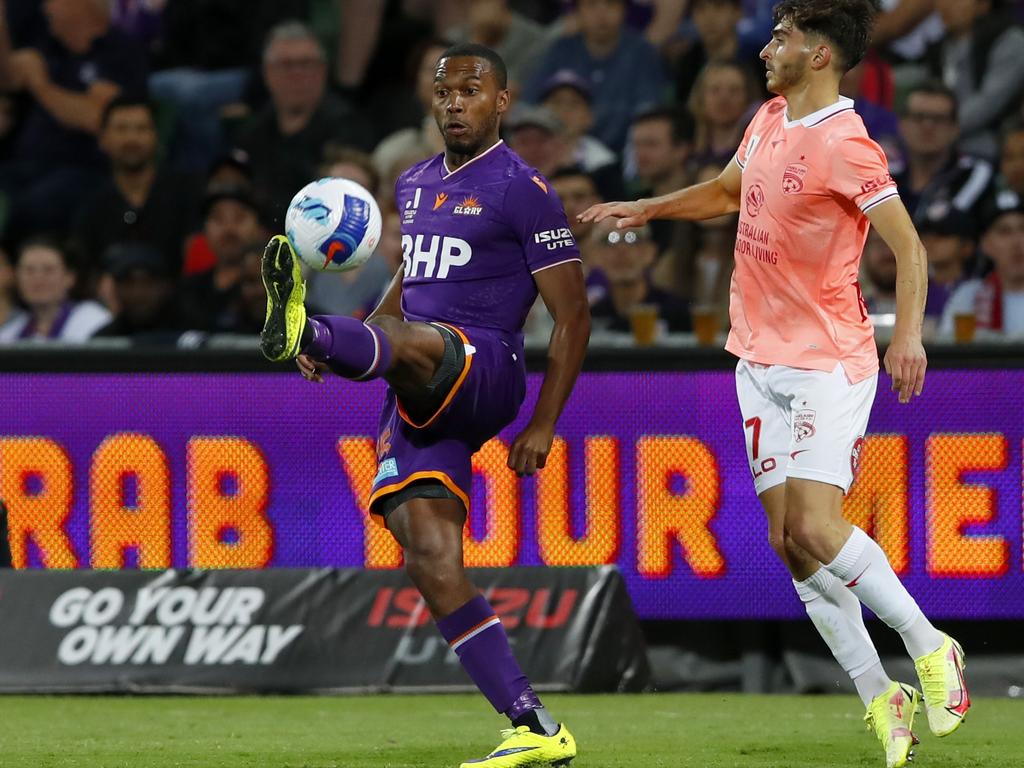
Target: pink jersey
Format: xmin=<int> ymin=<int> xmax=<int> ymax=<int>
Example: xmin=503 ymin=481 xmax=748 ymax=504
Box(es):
xmin=727 ymin=96 xmax=898 ymax=383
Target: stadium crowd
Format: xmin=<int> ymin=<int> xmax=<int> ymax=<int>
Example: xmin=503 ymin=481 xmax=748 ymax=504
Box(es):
xmin=0 ymin=0 xmax=1022 ymax=346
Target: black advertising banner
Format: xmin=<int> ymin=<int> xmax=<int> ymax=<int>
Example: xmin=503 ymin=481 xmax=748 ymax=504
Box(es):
xmin=0 ymin=567 xmax=649 ymax=693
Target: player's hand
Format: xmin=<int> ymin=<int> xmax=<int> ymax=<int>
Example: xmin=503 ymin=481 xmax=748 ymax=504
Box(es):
xmin=577 ymin=200 xmax=649 ymax=228
xmin=507 ymin=420 xmax=555 ymax=476
xmin=296 ymin=353 xmax=327 ymax=383
xmin=884 ymin=333 xmax=926 ymax=404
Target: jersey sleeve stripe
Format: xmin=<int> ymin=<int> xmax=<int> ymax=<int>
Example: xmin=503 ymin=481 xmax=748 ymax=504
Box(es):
xmin=734 ymin=153 xmax=745 ymax=170
xmin=860 ymin=189 xmax=900 ymax=213
xmin=530 ymin=257 xmax=583 ymax=275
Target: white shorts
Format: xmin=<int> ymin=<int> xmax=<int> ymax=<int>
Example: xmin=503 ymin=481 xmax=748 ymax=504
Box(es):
xmin=735 ymin=359 xmax=877 ymax=495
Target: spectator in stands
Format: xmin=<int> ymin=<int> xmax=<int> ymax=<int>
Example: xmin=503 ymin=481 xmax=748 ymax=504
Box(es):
xmin=306 ymin=145 xmax=392 ymax=319
xmin=538 ymin=69 xmax=621 ymax=198
xmin=929 ymin=0 xmax=1024 ymax=160
xmin=872 ymin=0 xmax=945 ymax=64
xmin=0 ymin=244 xmax=24 ymax=336
xmin=0 ymin=236 xmax=110 ymax=342
xmin=371 ymin=38 xmax=448 ymax=185
xmin=999 ymin=128 xmax=1024 ymax=198
xmin=73 ymin=97 xmax=200 ymax=284
xmin=861 ymin=227 xmax=949 ymax=335
xmin=940 ymin=191 xmax=1024 ymax=337
xmin=505 ymin=105 xmax=569 ymax=180
xmin=918 ymin=206 xmax=977 ymax=296
xmin=525 ymin=0 xmax=667 ymax=153
xmin=217 ymin=242 xmax=269 ymax=335
xmin=0 ymin=0 xmax=148 ymax=237
xmin=589 ymin=219 xmax=690 ymax=335
xmin=179 ymin=188 xmax=265 ymax=331
xmin=93 ymin=242 xmax=186 ymax=343
xmin=550 ymin=166 xmax=608 ymax=305
xmin=628 ymin=107 xmax=694 ymax=260
xmin=686 ymin=162 xmax=737 ymax=318
xmin=892 ymin=81 xmax=996 ymax=228
xmin=673 ymin=0 xmax=763 ymax=105
xmin=447 ymin=0 xmax=554 ymax=92
xmin=688 ymin=59 xmax=759 ymax=169
xmin=235 ymin=21 xmax=372 ymax=229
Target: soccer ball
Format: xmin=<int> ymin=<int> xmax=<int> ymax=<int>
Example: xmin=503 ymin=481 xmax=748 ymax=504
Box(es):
xmin=285 ymin=177 xmax=382 ymax=272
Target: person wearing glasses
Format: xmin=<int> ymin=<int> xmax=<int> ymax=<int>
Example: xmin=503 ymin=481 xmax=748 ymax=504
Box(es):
xmin=891 ymin=81 xmax=996 ymax=239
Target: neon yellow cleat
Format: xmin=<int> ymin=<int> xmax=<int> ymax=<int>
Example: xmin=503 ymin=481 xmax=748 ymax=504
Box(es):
xmin=864 ymin=681 xmax=921 ymax=768
xmin=260 ymin=235 xmax=307 ymax=362
xmin=459 ymin=724 xmax=576 ymax=768
xmin=915 ymin=633 xmax=970 ymax=737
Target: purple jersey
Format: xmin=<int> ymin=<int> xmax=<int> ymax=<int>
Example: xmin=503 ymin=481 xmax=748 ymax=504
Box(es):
xmin=396 ymin=141 xmax=581 ymax=339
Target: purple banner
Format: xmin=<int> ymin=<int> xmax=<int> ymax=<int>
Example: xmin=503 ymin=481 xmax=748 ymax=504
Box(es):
xmin=1 ymin=369 xmax=1021 ymax=619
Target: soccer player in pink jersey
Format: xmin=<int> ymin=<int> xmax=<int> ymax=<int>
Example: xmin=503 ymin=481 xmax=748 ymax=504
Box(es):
xmin=581 ymin=2 xmax=969 ymax=766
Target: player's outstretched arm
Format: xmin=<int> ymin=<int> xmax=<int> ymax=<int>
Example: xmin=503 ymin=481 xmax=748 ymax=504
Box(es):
xmin=507 ymin=262 xmax=590 ymax=476
xmin=578 ymin=158 xmax=742 ymax=227
xmin=867 ymin=198 xmax=928 ymax=404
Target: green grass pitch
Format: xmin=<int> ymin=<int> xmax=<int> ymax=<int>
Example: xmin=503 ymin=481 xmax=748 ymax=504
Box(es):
xmin=0 ymin=693 xmax=1018 ymax=767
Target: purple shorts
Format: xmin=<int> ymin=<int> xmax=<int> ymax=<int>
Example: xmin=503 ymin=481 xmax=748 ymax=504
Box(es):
xmin=368 ymin=324 xmax=526 ymax=521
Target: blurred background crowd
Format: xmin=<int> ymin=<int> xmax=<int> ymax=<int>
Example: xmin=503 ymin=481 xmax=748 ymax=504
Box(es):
xmin=0 ymin=0 xmax=1022 ymax=347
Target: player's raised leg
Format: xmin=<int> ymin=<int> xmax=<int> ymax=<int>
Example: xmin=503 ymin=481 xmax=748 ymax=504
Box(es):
xmin=386 ymin=498 xmax=576 ymax=768
xmin=786 ymin=478 xmax=969 ymax=737
xmin=261 ymin=234 xmax=444 ymax=390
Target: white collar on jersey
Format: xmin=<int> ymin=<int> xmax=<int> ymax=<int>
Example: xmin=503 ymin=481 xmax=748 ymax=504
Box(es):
xmin=783 ymin=96 xmax=855 ymax=129
xmin=441 ymin=139 xmax=505 ymax=179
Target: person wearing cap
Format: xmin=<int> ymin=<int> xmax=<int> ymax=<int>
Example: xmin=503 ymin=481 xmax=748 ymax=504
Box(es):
xmin=72 ymin=96 xmax=202 ymax=285
xmin=505 ymin=104 xmax=571 ymax=181
xmin=179 ymin=187 xmax=266 ymax=332
xmin=94 ymin=242 xmax=186 ymax=342
xmin=939 ymin=191 xmax=1024 ymax=338
xmin=588 ymin=218 xmax=690 ymax=336
xmin=525 ymin=0 xmax=667 ymax=153
xmin=917 ymin=205 xmax=978 ymax=291
xmin=538 ymin=69 xmax=619 ymax=180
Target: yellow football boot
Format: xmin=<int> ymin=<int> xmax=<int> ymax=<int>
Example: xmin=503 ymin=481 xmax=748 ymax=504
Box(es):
xmin=915 ymin=633 xmax=970 ymax=737
xmin=459 ymin=723 xmax=576 ymax=768
xmin=864 ymin=681 xmax=921 ymax=768
xmin=260 ymin=235 xmax=307 ymax=362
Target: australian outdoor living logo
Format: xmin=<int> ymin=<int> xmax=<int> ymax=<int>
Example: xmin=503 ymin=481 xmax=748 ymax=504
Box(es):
xmin=49 ymin=579 xmax=303 ymax=666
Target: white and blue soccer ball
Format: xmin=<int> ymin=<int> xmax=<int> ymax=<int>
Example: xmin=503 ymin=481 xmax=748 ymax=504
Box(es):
xmin=285 ymin=177 xmax=382 ymax=272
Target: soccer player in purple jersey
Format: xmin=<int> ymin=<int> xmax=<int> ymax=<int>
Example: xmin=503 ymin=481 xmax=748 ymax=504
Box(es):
xmin=260 ymin=43 xmax=587 ymax=767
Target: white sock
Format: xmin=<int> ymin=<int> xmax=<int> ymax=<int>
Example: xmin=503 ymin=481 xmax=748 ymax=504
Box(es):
xmin=853 ymin=663 xmax=892 ymax=708
xmin=824 ymin=527 xmax=943 ymax=660
xmin=794 ymin=567 xmax=889 ymax=706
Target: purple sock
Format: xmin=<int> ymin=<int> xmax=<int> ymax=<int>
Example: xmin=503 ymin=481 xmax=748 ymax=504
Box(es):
xmin=436 ymin=594 xmax=539 ymax=717
xmin=303 ymin=315 xmax=392 ymax=380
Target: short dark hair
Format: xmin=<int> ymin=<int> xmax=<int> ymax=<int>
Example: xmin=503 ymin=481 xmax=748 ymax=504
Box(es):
xmin=550 ymin=165 xmax=599 ymax=188
xmin=772 ymin=0 xmax=879 ymax=72
xmin=631 ymin=106 xmax=695 ymax=145
xmin=903 ymin=80 xmax=959 ymax=122
xmin=437 ymin=42 xmax=508 ymax=90
xmin=16 ymin=235 xmax=74 ymax=271
xmin=100 ymin=95 xmax=158 ymax=130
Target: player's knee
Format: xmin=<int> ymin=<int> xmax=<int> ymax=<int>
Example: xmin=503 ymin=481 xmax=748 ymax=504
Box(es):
xmin=404 ymin=550 xmax=464 ymax=598
xmin=767 ymin=529 xmax=788 ymax=561
xmin=785 ymin=511 xmax=823 ymax=556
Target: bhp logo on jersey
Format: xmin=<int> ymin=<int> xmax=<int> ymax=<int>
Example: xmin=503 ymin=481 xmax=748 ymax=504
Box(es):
xmin=782 ymin=163 xmax=808 ymax=194
xmin=534 ymin=227 xmax=574 ymax=250
xmin=745 ymin=184 xmax=765 ymax=217
xmin=401 ymin=234 xmax=472 ymax=279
